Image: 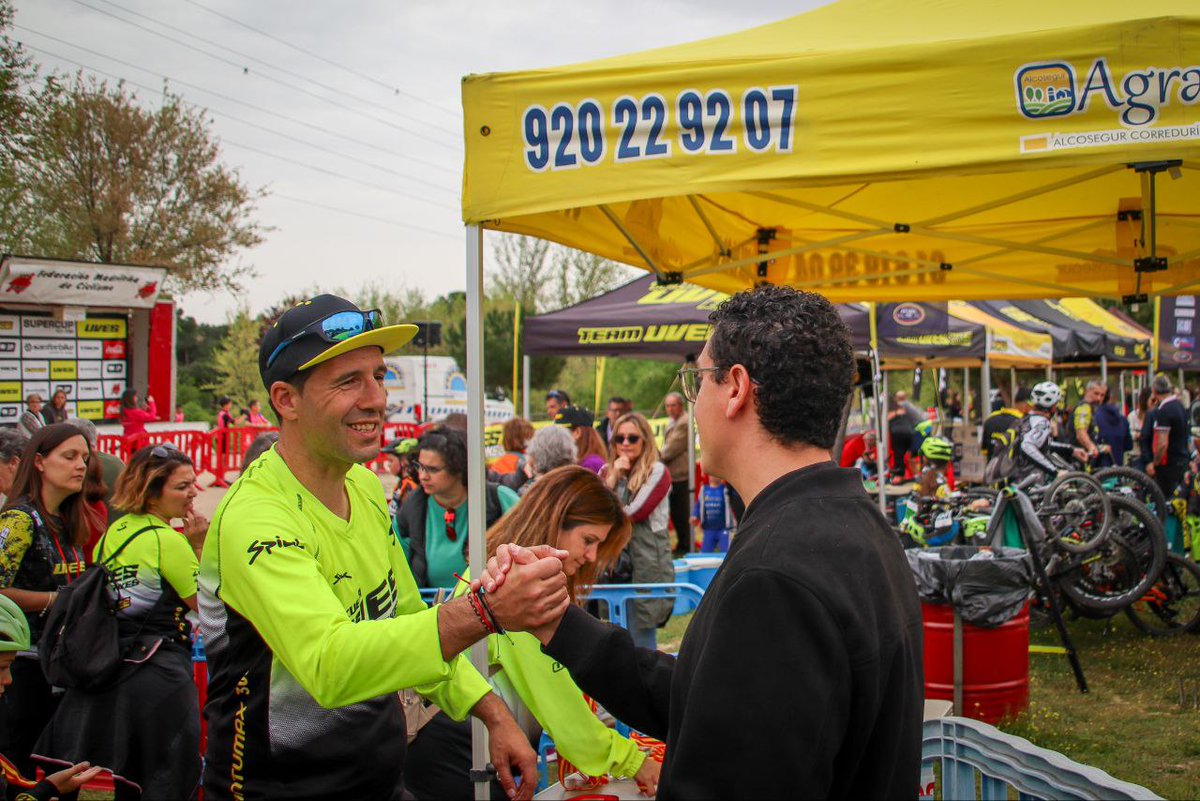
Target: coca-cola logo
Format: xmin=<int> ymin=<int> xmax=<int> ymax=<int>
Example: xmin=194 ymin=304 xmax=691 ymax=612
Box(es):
xmin=103 ymin=400 xmax=121 ymax=418
xmin=103 ymin=340 xmax=126 ymax=359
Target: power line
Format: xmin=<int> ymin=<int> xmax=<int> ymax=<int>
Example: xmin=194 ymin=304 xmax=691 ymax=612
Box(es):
xmin=81 ymin=0 xmax=459 ymax=137
xmin=21 ymin=41 xmax=459 ymax=198
xmin=64 ymin=0 xmax=459 ymax=151
xmin=180 ymin=0 xmax=459 ymax=120
xmin=221 ymin=138 xmax=459 ymax=211
xmin=16 ymin=27 xmax=458 ymax=176
xmin=272 ymin=193 xmax=460 ymax=240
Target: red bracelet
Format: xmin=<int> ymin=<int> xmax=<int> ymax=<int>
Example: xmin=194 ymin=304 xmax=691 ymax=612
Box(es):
xmin=467 ymin=590 xmax=495 ymax=634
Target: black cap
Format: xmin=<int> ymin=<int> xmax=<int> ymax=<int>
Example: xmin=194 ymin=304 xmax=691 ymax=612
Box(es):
xmin=554 ymin=405 xmax=594 ymax=428
xmin=546 ymin=389 xmax=571 ymax=403
xmin=259 ymin=294 xmax=417 ymax=390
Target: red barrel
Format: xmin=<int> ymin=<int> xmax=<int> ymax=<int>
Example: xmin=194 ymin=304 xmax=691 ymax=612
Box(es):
xmin=921 ymin=602 xmax=1029 ymax=724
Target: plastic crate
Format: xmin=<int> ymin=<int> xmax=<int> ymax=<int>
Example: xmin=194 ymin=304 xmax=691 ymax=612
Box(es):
xmin=921 ymin=717 xmax=1161 ymax=800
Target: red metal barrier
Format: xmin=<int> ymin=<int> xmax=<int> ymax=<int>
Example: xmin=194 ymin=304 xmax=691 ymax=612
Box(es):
xmin=209 ymin=426 xmax=276 ymax=487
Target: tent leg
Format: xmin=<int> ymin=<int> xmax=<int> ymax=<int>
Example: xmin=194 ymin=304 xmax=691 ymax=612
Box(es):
xmin=522 ymin=355 xmax=531 ymax=419
xmin=686 ymin=391 xmax=697 ymax=554
xmin=980 ymin=357 xmax=991 ymax=444
xmin=465 ymin=225 xmax=491 ymax=800
xmin=878 ymin=368 xmax=890 ymax=514
xmin=1010 ymin=367 xmax=1017 ymax=405
xmin=1100 ymin=356 xmax=1108 ymax=386
xmin=1119 ymin=371 xmax=1127 ymax=413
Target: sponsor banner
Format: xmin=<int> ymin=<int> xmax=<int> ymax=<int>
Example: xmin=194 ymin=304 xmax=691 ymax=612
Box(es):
xmin=1159 ymin=296 xmax=1200 ymax=370
xmin=52 ymin=382 xmax=76 ymax=398
xmin=0 ymin=339 xmax=18 ymax=357
xmin=879 ymin=302 xmax=951 ymax=339
xmin=23 ymin=382 xmax=49 ymax=401
xmin=0 ymin=316 xmax=19 ymax=337
xmin=21 ymin=339 xmax=75 ymax=359
xmin=77 ymin=319 xmax=127 ymax=340
xmin=76 ymin=400 xmax=104 ymax=420
xmin=102 ymin=340 xmax=127 ymax=359
xmin=76 ymin=381 xmax=103 ymax=401
xmin=101 ymin=361 xmax=127 ymax=379
xmin=76 ymin=340 xmax=103 ymax=359
xmin=0 ymin=257 xmax=163 ymax=308
xmin=0 ymin=383 xmax=19 ymax=403
xmin=0 ymin=362 xmax=18 ymax=382
xmin=77 ymin=361 xmax=102 ymax=380
xmin=103 ymin=379 xmax=126 ymax=400
xmin=0 ymin=404 xmax=18 ymax=423
xmin=21 ymin=361 xmax=49 ymax=381
xmin=103 ymin=400 xmax=121 ymax=419
xmin=50 ymin=361 xmax=77 ymax=380
xmin=20 ymin=317 xmax=76 ymax=339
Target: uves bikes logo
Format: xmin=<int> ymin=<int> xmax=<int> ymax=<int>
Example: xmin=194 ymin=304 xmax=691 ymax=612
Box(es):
xmin=891 ymin=303 xmax=926 ymax=327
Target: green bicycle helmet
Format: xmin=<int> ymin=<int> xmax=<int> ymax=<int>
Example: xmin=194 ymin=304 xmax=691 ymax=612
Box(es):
xmin=0 ymin=594 xmax=30 ymax=653
xmin=915 ymin=419 xmax=935 ymax=438
xmin=381 ymin=438 xmax=419 ymax=457
xmin=920 ymin=436 xmax=953 ymax=463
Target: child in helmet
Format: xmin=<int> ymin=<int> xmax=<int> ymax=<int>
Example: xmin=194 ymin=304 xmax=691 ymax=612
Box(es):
xmin=1015 ymin=382 xmax=1089 ymax=480
xmin=916 ymin=436 xmax=955 ymax=499
xmin=0 ymin=595 xmax=101 ymax=800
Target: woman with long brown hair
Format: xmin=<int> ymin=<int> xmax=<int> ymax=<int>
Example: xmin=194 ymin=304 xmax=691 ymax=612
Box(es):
xmin=0 ymin=424 xmax=90 ymax=775
xmin=405 ymin=465 xmax=661 ymax=798
xmin=35 ymin=443 xmax=206 ymax=800
xmin=603 ymin=412 xmax=674 ymax=649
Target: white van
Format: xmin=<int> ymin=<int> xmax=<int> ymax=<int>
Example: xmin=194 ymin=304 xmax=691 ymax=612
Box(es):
xmin=383 ymin=355 xmax=514 ymax=425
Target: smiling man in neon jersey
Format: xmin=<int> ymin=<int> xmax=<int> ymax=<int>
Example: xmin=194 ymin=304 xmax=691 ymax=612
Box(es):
xmin=197 ymin=295 xmax=569 ymax=801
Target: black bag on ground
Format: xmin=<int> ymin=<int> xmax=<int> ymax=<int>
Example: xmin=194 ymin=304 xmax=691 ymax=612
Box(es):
xmin=39 ymin=525 xmax=158 ymax=690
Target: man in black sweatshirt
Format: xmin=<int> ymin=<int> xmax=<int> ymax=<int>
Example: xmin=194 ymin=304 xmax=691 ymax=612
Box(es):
xmin=482 ymin=286 xmax=924 ymax=799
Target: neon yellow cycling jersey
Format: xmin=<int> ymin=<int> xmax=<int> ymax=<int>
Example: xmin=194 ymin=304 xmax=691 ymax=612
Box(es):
xmin=198 ymin=446 xmax=491 ymax=800
xmin=453 ymin=576 xmax=645 ymax=780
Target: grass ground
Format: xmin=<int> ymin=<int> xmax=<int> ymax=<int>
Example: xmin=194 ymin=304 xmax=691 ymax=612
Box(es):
xmin=656 ymin=611 xmax=1200 ymax=797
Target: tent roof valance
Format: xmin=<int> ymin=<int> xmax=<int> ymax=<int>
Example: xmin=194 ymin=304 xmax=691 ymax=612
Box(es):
xmin=462 ymin=0 xmax=1200 ymax=302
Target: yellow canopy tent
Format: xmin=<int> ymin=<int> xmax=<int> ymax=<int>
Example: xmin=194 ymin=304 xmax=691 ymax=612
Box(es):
xmin=455 ymin=4 xmax=1199 ymax=780
xmin=463 ymin=0 xmax=1200 ymax=303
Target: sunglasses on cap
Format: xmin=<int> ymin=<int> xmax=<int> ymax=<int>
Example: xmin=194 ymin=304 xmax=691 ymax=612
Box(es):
xmin=612 ymin=434 xmax=642 ymax=445
xmin=265 ymin=309 xmax=384 ymax=369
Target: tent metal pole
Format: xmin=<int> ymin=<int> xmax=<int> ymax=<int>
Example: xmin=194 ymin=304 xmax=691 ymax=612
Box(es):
xmin=981 ymin=339 xmax=992 ymax=444
xmin=598 ymin=205 xmax=664 ymax=280
xmin=686 ymin=373 xmax=697 ymax=554
xmin=962 ymin=366 xmax=969 ymax=425
xmin=1120 ymin=371 xmax=1127 ymax=413
xmin=1100 ymin=356 xmax=1108 ymax=386
xmin=1153 ymin=296 xmax=1162 ymax=374
xmin=522 ymin=355 xmax=531 ymax=419
xmin=686 ymin=195 xmax=731 ymax=257
xmin=1010 ymin=367 xmax=1017 ymax=404
xmin=464 ymin=225 xmax=491 ymax=800
xmin=869 ymin=304 xmax=887 ymax=513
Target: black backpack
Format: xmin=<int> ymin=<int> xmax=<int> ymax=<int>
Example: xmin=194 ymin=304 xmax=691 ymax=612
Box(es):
xmin=39 ymin=524 xmax=160 ymax=690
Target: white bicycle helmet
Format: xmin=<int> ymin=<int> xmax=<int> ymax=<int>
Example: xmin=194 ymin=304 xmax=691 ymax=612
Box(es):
xmin=1029 ymin=381 xmax=1062 ymax=410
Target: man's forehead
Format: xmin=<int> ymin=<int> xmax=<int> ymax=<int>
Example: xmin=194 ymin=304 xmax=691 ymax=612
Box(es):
xmin=307 ymin=346 xmax=385 ymax=382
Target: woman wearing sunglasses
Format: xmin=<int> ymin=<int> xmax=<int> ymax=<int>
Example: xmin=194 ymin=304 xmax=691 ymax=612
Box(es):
xmin=35 ymin=443 xmax=207 ymax=800
xmin=603 ymin=412 xmax=675 ymax=649
xmin=0 ymin=424 xmax=90 ymax=775
xmin=397 ymin=427 xmax=519 ymax=589
xmin=406 ymin=466 xmax=661 ymax=798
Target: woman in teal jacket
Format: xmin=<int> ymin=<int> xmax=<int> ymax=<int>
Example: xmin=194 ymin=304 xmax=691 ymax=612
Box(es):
xmin=405 ymin=465 xmax=661 ymax=798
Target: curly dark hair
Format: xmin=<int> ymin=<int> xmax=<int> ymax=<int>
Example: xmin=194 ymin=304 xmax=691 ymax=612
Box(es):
xmin=707 ymin=286 xmax=854 ymax=449
xmin=418 ymin=426 xmax=468 ymax=486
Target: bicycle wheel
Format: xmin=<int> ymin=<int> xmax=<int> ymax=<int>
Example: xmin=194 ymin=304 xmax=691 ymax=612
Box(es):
xmin=1058 ymin=495 xmax=1166 ymax=615
xmin=1125 ymin=553 xmax=1200 ymax=636
xmin=1042 ymin=471 xmax=1111 ymax=553
xmin=1094 ymin=466 xmax=1169 ymax=524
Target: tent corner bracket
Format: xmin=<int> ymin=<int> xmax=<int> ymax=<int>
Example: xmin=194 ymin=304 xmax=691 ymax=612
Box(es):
xmin=1123 ymin=292 xmax=1149 ymax=305
xmin=657 ymin=272 xmax=684 ymax=286
xmin=1134 ymin=257 xmax=1168 ymax=273
xmin=894 ymin=223 xmax=911 ymax=233
xmin=940 ymin=262 xmax=953 ymax=271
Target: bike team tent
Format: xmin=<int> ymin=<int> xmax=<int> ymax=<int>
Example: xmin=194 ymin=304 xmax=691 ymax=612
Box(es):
xmin=455 ymin=1 xmax=1200 ymax=777
xmin=524 ymin=274 xmax=1055 ymax=368
xmin=966 ymin=299 xmax=1151 ymax=365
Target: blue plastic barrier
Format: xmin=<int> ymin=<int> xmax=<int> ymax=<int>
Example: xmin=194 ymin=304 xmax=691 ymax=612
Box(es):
xmin=587 ymin=583 xmax=705 ymax=628
xmin=681 ymin=553 xmax=724 ymax=590
xmin=921 ymin=717 xmax=1161 ymax=800
xmin=671 ymin=560 xmax=691 ymax=614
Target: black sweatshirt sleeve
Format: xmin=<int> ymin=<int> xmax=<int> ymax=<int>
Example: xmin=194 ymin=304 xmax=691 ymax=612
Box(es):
xmin=543 ymin=604 xmax=675 ymax=740
xmin=666 ymin=569 xmax=852 ymax=798
xmin=10 ymin=779 xmax=58 ymax=801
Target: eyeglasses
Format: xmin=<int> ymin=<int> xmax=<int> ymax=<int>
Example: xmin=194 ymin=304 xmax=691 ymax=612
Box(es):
xmin=151 ymin=443 xmax=183 ymax=459
xmin=265 ymin=309 xmax=384 ymax=369
xmin=612 ymin=434 xmax=641 ymax=445
xmin=415 ymin=462 xmax=445 ymax=476
xmin=677 ymin=366 xmax=723 ymax=403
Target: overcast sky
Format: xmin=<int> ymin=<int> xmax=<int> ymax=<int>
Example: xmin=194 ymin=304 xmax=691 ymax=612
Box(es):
xmin=14 ymin=0 xmax=830 ymax=323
